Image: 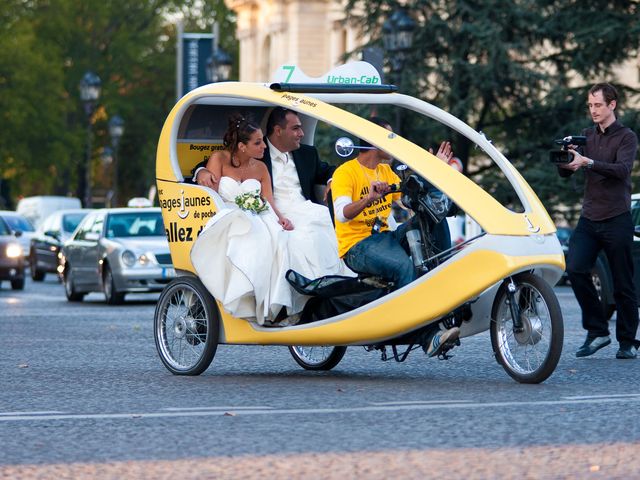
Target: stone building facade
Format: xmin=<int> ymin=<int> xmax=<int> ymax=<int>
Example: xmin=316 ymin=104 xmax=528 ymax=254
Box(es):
xmin=225 ymin=0 xmax=363 ymax=82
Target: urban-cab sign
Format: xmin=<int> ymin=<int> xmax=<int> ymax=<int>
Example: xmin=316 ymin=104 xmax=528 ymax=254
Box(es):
xmin=272 ymin=61 xmax=381 ymax=85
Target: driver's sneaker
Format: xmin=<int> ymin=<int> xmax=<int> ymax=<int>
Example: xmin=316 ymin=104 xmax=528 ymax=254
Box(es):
xmin=427 ymin=327 xmax=460 ymax=357
xmin=616 ymin=345 xmax=638 ymax=359
xmin=575 ymin=335 xmax=611 ymax=358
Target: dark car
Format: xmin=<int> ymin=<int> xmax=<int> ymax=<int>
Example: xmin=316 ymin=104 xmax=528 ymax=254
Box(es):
xmin=560 ymin=194 xmax=640 ymax=319
xmin=29 ymin=208 xmax=93 ymax=281
xmin=60 ymin=207 xmax=175 ymax=304
xmin=0 ymin=217 xmax=25 ymax=290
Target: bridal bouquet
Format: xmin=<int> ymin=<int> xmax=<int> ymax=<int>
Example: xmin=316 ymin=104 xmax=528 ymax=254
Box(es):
xmin=235 ymin=190 xmax=269 ymax=214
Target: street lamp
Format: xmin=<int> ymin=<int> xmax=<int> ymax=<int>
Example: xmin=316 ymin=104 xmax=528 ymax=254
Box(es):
xmin=108 ymin=115 xmax=125 ymax=207
xmin=382 ymin=9 xmax=416 ymax=132
xmin=382 ymin=9 xmax=416 ymax=74
xmin=78 ymin=71 xmax=101 ymax=207
xmin=206 ymin=47 xmax=233 ymax=83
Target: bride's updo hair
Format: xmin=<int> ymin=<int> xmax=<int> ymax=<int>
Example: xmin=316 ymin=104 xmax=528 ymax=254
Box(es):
xmin=223 ymin=112 xmax=260 ymax=167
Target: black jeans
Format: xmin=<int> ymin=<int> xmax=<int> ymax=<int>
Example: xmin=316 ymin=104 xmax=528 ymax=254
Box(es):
xmin=566 ymin=212 xmax=640 ymax=348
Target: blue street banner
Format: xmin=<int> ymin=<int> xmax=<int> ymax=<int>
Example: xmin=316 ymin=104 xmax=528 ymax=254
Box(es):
xmin=177 ymin=33 xmax=213 ymax=99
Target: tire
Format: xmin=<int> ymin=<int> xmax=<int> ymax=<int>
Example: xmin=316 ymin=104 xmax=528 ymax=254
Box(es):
xmin=11 ymin=277 xmax=25 ymax=290
xmin=289 ymin=346 xmax=347 ymax=371
xmin=490 ymin=273 xmax=564 ymax=384
xmin=154 ymin=276 xmax=220 ymax=375
xmin=63 ymin=266 xmax=85 ymax=302
xmin=103 ymin=265 xmax=125 ymax=305
xmin=591 ymin=262 xmax=615 ymax=320
xmin=30 ymin=252 xmax=45 ymax=281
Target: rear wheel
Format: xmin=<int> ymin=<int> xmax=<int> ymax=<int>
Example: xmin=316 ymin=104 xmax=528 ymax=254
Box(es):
xmin=154 ymin=276 xmax=219 ymax=375
xmin=289 ymin=346 xmax=347 ymax=371
xmin=30 ymin=252 xmax=45 ymax=281
xmin=103 ymin=265 xmax=125 ymax=305
xmin=63 ymin=266 xmax=85 ymax=302
xmin=591 ymin=261 xmax=615 ymax=320
xmin=491 ymin=273 xmax=563 ymax=384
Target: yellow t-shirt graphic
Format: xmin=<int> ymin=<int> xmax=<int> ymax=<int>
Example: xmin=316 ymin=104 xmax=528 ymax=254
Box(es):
xmin=332 ymin=159 xmax=401 ymax=257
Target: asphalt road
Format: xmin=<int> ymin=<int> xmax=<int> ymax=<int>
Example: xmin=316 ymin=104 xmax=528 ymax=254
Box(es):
xmin=1 ymin=276 xmax=639 ymax=479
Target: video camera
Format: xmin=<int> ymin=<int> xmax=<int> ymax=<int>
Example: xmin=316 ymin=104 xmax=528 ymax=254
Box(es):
xmin=549 ymin=135 xmax=587 ymax=164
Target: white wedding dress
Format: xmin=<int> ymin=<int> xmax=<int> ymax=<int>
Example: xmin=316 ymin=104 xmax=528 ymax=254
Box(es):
xmin=191 ymin=177 xmax=351 ymax=325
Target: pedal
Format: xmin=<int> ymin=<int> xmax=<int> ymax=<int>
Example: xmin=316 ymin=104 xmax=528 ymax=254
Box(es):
xmin=436 ymin=339 xmax=460 ymax=360
xmin=436 ymin=347 xmax=454 ymax=360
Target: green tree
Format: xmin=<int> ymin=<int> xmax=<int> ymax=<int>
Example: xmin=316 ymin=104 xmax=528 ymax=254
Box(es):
xmin=0 ymin=1 xmax=71 ymax=203
xmin=0 ymin=0 xmax=237 ymax=206
xmin=345 ymin=0 xmax=640 ymax=224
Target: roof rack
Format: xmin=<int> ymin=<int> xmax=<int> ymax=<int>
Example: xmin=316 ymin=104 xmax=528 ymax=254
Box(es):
xmin=269 ymin=83 xmax=397 ymax=94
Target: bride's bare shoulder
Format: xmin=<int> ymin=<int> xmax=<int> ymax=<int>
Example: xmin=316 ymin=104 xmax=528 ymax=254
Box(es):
xmin=206 ymin=150 xmax=230 ymax=169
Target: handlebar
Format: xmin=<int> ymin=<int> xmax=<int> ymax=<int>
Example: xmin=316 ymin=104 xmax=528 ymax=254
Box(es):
xmin=380 ymin=183 xmax=401 ymax=197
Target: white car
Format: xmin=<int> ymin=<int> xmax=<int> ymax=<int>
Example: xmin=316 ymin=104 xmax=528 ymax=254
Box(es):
xmin=60 ymin=207 xmax=175 ymax=304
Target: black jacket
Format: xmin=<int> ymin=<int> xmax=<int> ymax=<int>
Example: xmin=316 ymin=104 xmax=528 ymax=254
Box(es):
xmin=190 ymin=142 xmax=335 ymax=205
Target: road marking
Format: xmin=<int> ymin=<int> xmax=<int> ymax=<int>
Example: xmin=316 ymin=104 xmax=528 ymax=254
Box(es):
xmin=563 ymin=394 xmax=640 ymax=400
xmin=369 ymin=400 xmax=473 ymax=406
xmin=162 ymin=406 xmax=273 ymax=411
xmin=0 ymin=411 xmax=66 ymax=416
xmin=1 ymin=396 xmax=640 ymax=422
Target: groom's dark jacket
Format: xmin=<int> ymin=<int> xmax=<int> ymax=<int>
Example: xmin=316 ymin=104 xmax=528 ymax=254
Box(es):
xmin=190 ymin=141 xmax=335 ymax=205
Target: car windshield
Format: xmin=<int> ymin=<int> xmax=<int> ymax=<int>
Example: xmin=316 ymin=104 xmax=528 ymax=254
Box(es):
xmin=2 ymin=214 xmax=35 ymax=232
xmin=62 ymin=213 xmax=89 ymax=234
xmin=106 ymin=211 xmax=165 ymax=238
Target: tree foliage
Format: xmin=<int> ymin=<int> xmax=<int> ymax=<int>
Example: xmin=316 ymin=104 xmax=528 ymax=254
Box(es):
xmin=345 ymin=0 xmax=640 ymax=224
xmin=0 ymin=0 xmax=237 ymax=208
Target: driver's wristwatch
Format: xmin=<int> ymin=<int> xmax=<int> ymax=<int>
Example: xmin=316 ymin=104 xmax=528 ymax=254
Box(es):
xmin=585 ymin=158 xmax=594 ymax=169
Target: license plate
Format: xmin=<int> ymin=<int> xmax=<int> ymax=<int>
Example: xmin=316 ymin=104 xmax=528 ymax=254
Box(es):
xmin=162 ymin=267 xmax=176 ymax=279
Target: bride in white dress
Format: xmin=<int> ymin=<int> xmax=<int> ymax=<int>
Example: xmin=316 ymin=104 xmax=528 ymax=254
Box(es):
xmin=191 ymin=113 xmax=345 ymax=325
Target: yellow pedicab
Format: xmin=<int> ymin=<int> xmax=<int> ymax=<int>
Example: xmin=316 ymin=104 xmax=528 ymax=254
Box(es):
xmin=153 ymin=77 xmax=565 ymax=384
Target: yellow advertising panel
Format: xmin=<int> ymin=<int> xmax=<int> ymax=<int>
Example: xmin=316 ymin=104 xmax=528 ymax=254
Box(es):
xmin=157 ymin=179 xmax=220 ymax=273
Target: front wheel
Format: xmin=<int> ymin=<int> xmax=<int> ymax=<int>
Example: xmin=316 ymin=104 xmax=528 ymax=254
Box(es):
xmin=11 ymin=277 xmax=25 ymax=290
xmin=154 ymin=276 xmax=220 ymax=375
xmin=289 ymin=346 xmax=347 ymax=371
xmin=490 ymin=273 xmax=563 ymax=384
xmin=103 ymin=265 xmax=125 ymax=305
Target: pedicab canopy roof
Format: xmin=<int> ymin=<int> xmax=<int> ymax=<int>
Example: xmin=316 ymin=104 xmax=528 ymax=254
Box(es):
xmin=156 ymin=62 xmax=555 ymax=237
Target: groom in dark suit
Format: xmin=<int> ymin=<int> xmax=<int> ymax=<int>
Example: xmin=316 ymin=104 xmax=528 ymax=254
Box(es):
xmin=192 ymin=107 xmax=334 ymax=205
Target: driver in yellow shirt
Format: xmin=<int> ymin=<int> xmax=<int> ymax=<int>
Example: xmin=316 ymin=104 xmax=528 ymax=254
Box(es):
xmin=331 ymin=117 xmax=459 ymax=357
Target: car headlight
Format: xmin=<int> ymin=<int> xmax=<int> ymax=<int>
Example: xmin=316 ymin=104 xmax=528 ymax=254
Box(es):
xmin=6 ymin=243 xmax=22 ymax=259
xmin=121 ymin=250 xmax=137 ymax=267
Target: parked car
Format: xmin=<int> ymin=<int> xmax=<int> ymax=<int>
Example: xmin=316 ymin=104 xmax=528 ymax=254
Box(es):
xmin=29 ymin=208 xmax=93 ymax=281
xmin=60 ymin=207 xmax=175 ymax=304
xmin=560 ymin=193 xmax=640 ymax=320
xmin=0 ymin=210 xmax=36 ymax=260
xmin=16 ymin=195 xmax=82 ymax=229
xmin=0 ymin=216 xmax=25 ymax=290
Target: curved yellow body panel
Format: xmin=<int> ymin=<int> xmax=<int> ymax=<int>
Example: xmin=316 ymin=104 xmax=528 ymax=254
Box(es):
xmin=220 ymin=248 xmax=564 ymax=345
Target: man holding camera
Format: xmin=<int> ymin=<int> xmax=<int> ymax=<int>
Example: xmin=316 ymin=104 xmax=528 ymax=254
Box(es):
xmin=559 ymin=82 xmax=640 ymax=359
